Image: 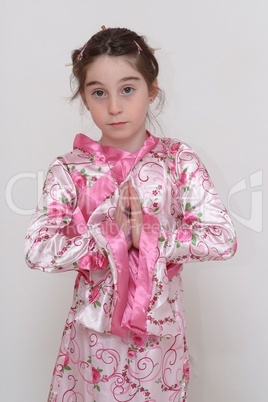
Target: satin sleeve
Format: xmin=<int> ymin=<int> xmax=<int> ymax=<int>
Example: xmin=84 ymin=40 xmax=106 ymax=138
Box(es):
xmin=24 ymin=158 xmax=108 ymax=273
xmin=160 ymin=141 xmax=237 ymax=264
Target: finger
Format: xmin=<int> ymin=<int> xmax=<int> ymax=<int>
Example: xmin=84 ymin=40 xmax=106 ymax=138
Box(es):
xmin=128 ymin=184 xmax=142 ymax=249
xmin=129 ymin=185 xmax=142 ymax=217
xmin=118 ymin=182 xmax=130 ymax=212
xmin=114 ymin=183 xmax=133 ymax=249
xmin=114 ymin=184 xmax=129 ymax=222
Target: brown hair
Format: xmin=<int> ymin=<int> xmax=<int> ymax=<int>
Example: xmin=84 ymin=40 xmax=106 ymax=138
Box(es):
xmin=70 ymin=27 xmax=162 ymax=106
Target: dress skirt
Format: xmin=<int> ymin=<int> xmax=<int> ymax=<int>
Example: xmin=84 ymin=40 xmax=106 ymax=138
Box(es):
xmin=48 ymin=307 xmax=189 ymax=402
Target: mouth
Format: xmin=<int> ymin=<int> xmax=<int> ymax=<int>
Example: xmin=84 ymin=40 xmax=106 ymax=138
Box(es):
xmin=109 ymin=122 xmax=127 ymax=127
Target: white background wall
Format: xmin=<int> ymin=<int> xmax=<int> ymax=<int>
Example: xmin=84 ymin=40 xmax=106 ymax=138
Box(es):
xmin=1 ymin=0 xmax=267 ymax=401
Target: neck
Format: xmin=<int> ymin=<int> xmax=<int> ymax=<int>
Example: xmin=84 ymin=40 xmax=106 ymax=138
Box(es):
xmin=100 ymin=131 xmax=149 ymax=153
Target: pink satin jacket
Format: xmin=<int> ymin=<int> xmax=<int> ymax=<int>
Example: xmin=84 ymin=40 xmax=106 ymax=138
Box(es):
xmin=25 ymin=133 xmax=237 ymax=339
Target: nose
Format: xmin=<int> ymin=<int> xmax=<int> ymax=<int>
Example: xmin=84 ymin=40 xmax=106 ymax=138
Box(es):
xmin=108 ymin=95 xmax=123 ymax=115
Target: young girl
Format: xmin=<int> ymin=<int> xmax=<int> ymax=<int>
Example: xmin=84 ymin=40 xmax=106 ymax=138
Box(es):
xmin=25 ymin=27 xmax=237 ymax=402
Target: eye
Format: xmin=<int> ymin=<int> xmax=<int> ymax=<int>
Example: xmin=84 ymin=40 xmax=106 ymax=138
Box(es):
xmin=122 ymin=86 xmax=134 ymax=95
xmin=93 ymin=90 xmax=105 ymax=97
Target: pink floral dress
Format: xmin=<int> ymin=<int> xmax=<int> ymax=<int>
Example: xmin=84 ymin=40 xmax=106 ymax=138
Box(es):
xmin=25 ymin=133 xmax=237 ymax=402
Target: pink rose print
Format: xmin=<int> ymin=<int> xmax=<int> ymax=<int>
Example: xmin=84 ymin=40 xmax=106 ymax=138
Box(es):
xmin=63 ymin=353 xmax=69 ymax=367
xmin=127 ymin=349 xmax=137 ymax=359
xmin=47 ymin=201 xmax=72 ymax=219
xmin=103 ymin=375 xmax=109 ymax=383
xmin=170 ymin=142 xmax=180 ymax=155
xmin=78 ymin=252 xmax=108 ymax=271
xmin=92 ymin=367 xmax=101 ymax=384
xmin=169 ymin=160 xmax=176 ymax=176
xmin=78 ymin=254 xmax=91 ymax=270
xmin=176 ymin=229 xmax=192 ymax=242
xmin=131 ymin=334 xmax=147 ymax=347
xmin=89 ymin=287 xmax=100 ymax=304
xmin=70 ymin=171 xmax=87 ymax=189
xmin=184 ymin=209 xmax=198 ymax=225
xmin=91 ymin=252 xmax=108 ymax=270
xmin=183 ymin=360 xmax=190 ymax=381
xmin=179 ymin=171 xmax=187 ymax=187
xmin=95 ymin=154 xmax=106 ymax=165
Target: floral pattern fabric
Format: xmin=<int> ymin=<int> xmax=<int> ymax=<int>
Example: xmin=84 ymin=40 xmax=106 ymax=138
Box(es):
xmin=25 ymin=133 xmax=237 ymax=402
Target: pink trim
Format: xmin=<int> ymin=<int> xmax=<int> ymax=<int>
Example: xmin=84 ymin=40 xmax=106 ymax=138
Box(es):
xmin=122 ymin=214 xmax=160 ymax=335
xmin=62 ymin=206 xmax=87 ymax=238
xmin=74 ymin=134 xmax=131 ymax=163
xmin=73 ymin=132 xmax=159 ymax=165
xmin=78 ymin=175 xmax=118 ymax=222
xmin=100 ymin=221 xmax=129 ymax=338
xmin=166 ymin=262 xmax=183 ymax=280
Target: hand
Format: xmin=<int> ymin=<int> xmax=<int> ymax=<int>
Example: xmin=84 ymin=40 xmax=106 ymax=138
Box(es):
xmin=114 ymin=182 xmax=132 ymax=250
xmin=128 ymin=181 xmax=143 ymax=249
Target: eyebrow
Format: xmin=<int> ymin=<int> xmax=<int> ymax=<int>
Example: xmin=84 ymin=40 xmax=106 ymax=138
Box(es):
xmin=85 ymin=76 xmax=141 ymax=87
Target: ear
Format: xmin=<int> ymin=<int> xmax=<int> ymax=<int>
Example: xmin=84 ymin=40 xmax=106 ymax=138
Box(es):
xmin=149 ymin=79 xmax=159 ymax=103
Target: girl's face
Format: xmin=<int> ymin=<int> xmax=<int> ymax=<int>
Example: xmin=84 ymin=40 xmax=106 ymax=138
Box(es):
xmin=82 ymin=55 xmax=157 ymax=150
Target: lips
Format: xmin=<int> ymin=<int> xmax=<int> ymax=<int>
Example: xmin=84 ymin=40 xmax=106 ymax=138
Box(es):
xmin=109 ymin=122 xmax=126 ymax=127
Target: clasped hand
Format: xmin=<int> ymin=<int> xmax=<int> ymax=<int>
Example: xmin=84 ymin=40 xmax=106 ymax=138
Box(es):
xmin=114 ymin=181 xmax=142 ymax=250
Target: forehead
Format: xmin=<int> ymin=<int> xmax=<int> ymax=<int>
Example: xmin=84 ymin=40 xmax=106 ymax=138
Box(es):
xmin=84 ymin=55 xmax=143 ymax=83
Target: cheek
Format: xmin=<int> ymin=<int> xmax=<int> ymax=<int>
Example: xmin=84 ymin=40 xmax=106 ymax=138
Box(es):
xmin=90 ymin=112 xmax=103 ymax=127
xmin=136 ymin=99 xmax=150 ymax=119
xmin=86 ymin=110 xmax=104 ymax=130
xmin=87 ymin=104 xmax=104 ymax=121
